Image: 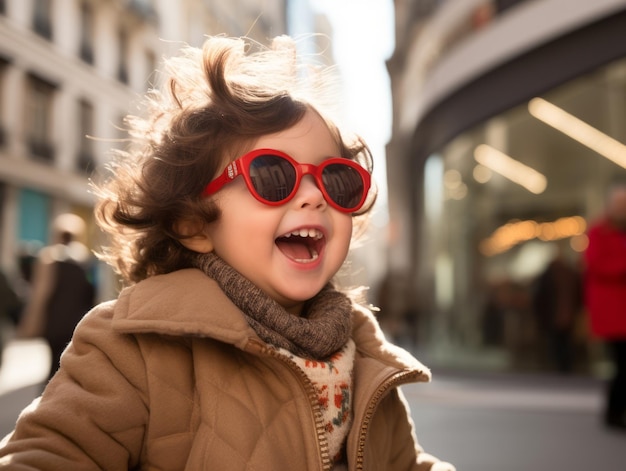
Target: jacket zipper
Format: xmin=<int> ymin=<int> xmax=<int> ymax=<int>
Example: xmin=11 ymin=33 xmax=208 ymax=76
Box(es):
xmin=354 ymin=369 xmax=424 ymax=471
xmin=249 ymin=339 xmax=333 ymax=471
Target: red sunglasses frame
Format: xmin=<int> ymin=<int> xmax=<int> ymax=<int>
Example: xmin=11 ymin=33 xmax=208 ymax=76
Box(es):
xmin=202 ymin=148 xmax=371 ymax=213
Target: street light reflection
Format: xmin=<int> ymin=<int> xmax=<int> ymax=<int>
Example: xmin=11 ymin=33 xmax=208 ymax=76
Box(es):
xmin=480 ymin=215 xmax=587 ymax=256
xmin=474 ymin=144 xmax=547 ymax=194
xmin=529 ymin=97 xmax=626 ymax=169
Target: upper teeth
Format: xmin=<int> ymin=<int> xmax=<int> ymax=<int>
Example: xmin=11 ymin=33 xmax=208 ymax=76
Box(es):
xmin=283 ymin=228 xmax=323 ymax=239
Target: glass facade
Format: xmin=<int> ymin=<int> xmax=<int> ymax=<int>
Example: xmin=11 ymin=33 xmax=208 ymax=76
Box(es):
xmin=417 ymin=56 xmax=626 ymax=375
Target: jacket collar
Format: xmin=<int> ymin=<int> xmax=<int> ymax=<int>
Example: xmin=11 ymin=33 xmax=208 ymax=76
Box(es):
xmin=111 ymin=268 xmax=430 ymax=379
xmin=351 ymin=302 xmax=431 ymax=380
xmin=112 ymin=268 xmax=259 ymax=350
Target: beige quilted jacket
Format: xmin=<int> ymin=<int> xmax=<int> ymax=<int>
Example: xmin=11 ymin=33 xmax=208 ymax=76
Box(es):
xmin=0 ymin=269 xmax=455 ymax=471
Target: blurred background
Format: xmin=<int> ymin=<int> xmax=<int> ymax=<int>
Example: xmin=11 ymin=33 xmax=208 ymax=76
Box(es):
xmin=1 ymin=0 xmax=625 ymax=468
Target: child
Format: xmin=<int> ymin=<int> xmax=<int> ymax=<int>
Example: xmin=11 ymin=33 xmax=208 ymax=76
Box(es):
xmin=0 ymin=36 xmax=455 ymax=471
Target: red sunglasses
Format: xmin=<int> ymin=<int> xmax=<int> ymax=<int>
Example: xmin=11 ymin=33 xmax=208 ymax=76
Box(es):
xmin=202 ymin=148 xmax=371 ymax=213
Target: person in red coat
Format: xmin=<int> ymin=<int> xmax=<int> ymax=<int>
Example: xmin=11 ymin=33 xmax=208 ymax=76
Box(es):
xmin=583 ymin=183 xmax=626 ymax=430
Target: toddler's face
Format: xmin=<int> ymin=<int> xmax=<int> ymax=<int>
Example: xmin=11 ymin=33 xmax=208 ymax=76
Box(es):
xmin=202 ymin=110 xmax=353 ymax=315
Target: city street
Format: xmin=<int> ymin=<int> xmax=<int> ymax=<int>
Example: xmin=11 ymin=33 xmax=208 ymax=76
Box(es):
xmin=405 ymin=371 xmax=624 ymax=470
xmin=0 ymin=340 xmax=623 ymax=469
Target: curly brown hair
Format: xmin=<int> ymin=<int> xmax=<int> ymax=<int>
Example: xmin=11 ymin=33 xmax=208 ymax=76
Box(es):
xmin=93 ymin=36 xmax=376 ymax=285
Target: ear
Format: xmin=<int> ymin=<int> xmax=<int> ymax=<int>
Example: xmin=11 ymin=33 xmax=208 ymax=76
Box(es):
xmin=175 ymin=219 xmax=214 ymax=254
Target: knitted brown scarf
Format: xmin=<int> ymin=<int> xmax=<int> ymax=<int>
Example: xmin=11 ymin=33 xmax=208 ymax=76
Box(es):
xmin=192 ymin=252 xmax=353 ymax=360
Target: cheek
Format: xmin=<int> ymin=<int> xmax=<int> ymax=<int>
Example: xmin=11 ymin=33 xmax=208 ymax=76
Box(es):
xmin=207 ymin=201 xmax=278 ymax=256
xmin=335 ymin=216 xmax=354 ymax=252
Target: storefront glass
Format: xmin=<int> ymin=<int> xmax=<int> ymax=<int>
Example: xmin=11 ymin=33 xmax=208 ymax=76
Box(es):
xmin=418 ymin=56 xmax=626 ymax=375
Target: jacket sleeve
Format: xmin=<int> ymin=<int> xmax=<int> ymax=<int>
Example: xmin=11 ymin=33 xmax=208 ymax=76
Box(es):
xmin=0 ymin=302 xmax=149 ymax=470
xmin=384 ymin=388 xmax=456 ymax=471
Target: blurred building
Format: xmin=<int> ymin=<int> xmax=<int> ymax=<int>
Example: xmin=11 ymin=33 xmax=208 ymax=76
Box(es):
xmin=386 ymin=0 xmax=626 ymax=373
xmin=0 ymin=0 xmax=292 ymax=300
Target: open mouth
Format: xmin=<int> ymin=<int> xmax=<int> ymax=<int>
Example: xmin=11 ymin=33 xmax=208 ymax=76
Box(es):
xmin=275 ymin=228 xmax=325 ymax=263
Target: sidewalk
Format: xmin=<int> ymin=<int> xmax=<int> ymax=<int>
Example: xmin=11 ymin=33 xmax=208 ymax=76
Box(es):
xmin=404 ymin=370 xmax=625 ymax=471
xmin=0 ymin=339 xmax=49 ymax=438
xmin=0 ymin=339 xmax=49 ymax=395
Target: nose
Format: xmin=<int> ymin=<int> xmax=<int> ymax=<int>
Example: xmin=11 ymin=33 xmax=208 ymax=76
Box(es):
xmin=294 ymin=175 xmax=327 ymax=210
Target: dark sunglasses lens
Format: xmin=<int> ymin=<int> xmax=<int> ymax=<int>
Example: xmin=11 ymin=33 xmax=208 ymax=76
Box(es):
xmin=249 ymin=155 xmax=297 ymax=202
xmin=322 ymin=163 xmax=365 ymax=209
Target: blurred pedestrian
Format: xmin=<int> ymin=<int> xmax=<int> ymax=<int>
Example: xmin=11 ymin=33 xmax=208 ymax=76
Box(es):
xmin=583 ymin=183 xmax=626 ymax=430
xmin=18 ymin=213 xmax=95 ymax=384
xmin=532 ymin=243 xmax=583 ymax=373
xmin=0 ymin=270 xmax=22 ymax=368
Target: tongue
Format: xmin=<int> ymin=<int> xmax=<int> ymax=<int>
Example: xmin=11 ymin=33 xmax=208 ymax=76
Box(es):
xmin=276 ymin=238 xmax=313 ymax=261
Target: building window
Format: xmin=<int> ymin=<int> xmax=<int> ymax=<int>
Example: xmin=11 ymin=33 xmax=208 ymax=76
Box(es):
xmin=33 ymin=0 xmax=53 ymax=40
xmin=79 ymin=2 xmax=95 ymax=64
xmin=145 ymin=49 xmax=156 ymax=91
xmin=127 ymin=0 xmax=158 ymax=23
xmin=77 ymin=99 xmax=95 ymax=174
xmin=0 ymin=59 xmax=7 ymax=148
xmin=117 ymin=28 xmax=129 ymax=84
xmin=25 ymin=74 xmax=56 ymax=162
xmin=495 ymin=0 xmax=531 ymax=14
